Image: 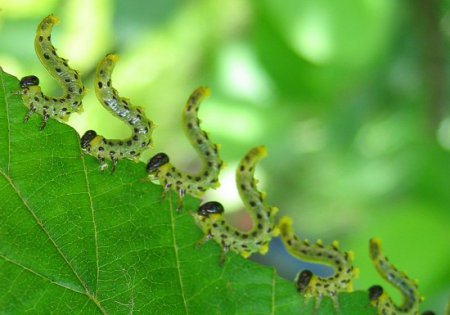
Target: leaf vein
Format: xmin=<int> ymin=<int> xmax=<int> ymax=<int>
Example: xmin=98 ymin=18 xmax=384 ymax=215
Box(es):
xmin=169 ymin=197 xmax=189 ymax=314
xmin=81 ymin=155 xmax=100 ymax=296
xmin=0 ymin=254 xmax=85 ymax=294
xmin=0 ymin=69 xmax=12 ymax=175
xmin=0 ymin=170 xmax=107 ymax=315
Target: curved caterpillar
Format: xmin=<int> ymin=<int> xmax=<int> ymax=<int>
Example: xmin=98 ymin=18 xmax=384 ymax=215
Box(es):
xmin=19 ymin=15 xmax=86 ymax=130
xmin=368 ymin=238 xmax=423 ymax=315
xmin=146 ymin=87 xmax=223 ymax=208
xmin=81 ymin=54 xmax=154 ymax=172
xmin=278 ymin=216 xmax=359 ymax=311
xmin=193 ymin=146 xmax=279 ymax=263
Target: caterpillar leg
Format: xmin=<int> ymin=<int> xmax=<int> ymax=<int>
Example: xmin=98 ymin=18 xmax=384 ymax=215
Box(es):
xmin=194 ymin=232 xmax=229 ymax=266
xmin=161 ymin=183 xmax=172 ymax=200
xmin=176 ymin=189 xmax=186 ymax=212
xmin=194 ymin=232 xmax=213 ymax=249
xmin=98 ymin=157 xmax=108 ymax=172
xmin=40 ymin=111 xmax=49 ymax=131
xmin=219 ymin=244 xmax=230 ymax=266
xmin=110 ymin=154 xmax=119 ymax=174
xmin=23 ymin=105 xmax=37 ymax=123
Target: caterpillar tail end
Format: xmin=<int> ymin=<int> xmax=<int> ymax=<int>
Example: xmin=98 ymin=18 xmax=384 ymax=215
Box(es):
xmin=46 ymin=14 xmax=60 ymax=25
xmin=255 ymin=145 xmax=268 ymax=158
xmin=278 ymin=216 xmax=294 ymax=236
xmin=369 ymin=238 xmax=382 ymax=259
xmin=196 ymin=86 xmax=211 ymax=98
xmin=105 ymin=53 xmax=119 ymax=63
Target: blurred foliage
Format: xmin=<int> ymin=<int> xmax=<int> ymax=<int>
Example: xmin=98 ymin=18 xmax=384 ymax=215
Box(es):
xmin=0 ymin=0 xmax=449 ymax=312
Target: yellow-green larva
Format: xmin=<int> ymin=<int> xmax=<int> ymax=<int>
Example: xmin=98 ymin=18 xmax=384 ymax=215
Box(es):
xmin=146 ymin=87 xmax=223 ymax=208
xmin=194 ymin=146 xmax=279 ymax=263
xmin=80 ymin=54 xmax=154 ymax=172
xmin=278 ymin=216 xmax=359 ymax=311
xmin=368 ymin=238 xmax=423 ymax=315
xmin=19 ymin=15 xmax=86 ymax=130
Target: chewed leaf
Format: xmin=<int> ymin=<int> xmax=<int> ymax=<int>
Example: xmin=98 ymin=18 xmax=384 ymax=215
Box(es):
xmin=0 ymin=68 xmax=375 ymax=314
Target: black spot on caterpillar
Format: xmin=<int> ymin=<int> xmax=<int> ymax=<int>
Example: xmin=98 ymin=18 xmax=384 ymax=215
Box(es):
xmin=146 ymin=87 xmax=223 ymax=209
xmin=194 ymin=146 xmax=279 ymax=263
xmin=278 ymin=216 xmax=359 ymax=311
xmin=19 ymin=15 xmax=86 ymax=130
xmin=81 ymin=54 xmax=154 ymax=172
xmin=368 ymin=238 xmax=423 ymax=315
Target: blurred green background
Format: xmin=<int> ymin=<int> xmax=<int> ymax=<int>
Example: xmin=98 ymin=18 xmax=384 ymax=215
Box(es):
xmin=0 ymin=0 xmax=449 ymax=312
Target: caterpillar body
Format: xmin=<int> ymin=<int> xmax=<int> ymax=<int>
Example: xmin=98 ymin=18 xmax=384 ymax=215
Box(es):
xmin=368 ymin=238 xmax=423 ymax=315
xmin=194 ymin=146 xmax=279 ymax=262
xmin=81 ymin=54 xmax=154 ymax=172
xmin=278 ymin=216 xmax=359 ymax=311
xmin=19 ymin=15 xmax=86 ymax=130
xmin=146 ymin=87 xmax=223 ymax=208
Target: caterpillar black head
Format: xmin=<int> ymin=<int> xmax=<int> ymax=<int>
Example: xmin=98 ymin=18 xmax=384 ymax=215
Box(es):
xmin=296 ymin=270 xmax=313 ymax=292
xmin=20 ymin=75 xmax=40 ymax=88
xmin=421 ymin=311 xmax=436 ymax=315
xmin=197 ymin=201 xmax=224 ymax=217
xmin=146 ymin=153 xmax=170 ymax=174
xmin=80 ymin=130 xmax=97 ymax=149
xmin=368 ymin=285 xmax=384 ymax=301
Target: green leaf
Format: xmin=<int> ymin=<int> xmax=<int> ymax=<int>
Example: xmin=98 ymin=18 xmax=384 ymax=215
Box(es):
xmin=0 ymin=68 xmax=375 ymax=314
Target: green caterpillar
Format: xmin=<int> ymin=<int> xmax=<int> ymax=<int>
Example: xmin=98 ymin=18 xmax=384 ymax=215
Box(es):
xmin=368 ymin=238 xmax=424 ymax=315
xmin=194 ymin=146 xmax=279 ymax=263
xmin=80 ymin=54 xmax=154 ymax=172
xmin=19 ymin=15 xmax=86 ymax=130
xmin=146 ymin=87 xmax=223 ymax=209
xmin=278 ymin=216 xmax=358 ymax=311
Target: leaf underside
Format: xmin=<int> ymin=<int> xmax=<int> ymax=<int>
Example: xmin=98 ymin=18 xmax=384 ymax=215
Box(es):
xmin=0 ymin=69 xmax=375 ymax=315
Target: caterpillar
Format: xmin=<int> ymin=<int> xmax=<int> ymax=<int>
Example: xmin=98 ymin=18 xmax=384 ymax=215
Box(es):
xmin=146 ymin=86 xmax=223 ymax=209
xmin=80 ymin=54 xmax=154 ymax=172
xmin=278 ymin=215 xmax=359 ymax=311
xmin=193 ymin=146 xmax=279 ymax=263
xmin=368 ymin=238 xmax=423 ymax=315
xmin=19 ymin=15 xmax=86 ymax=130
